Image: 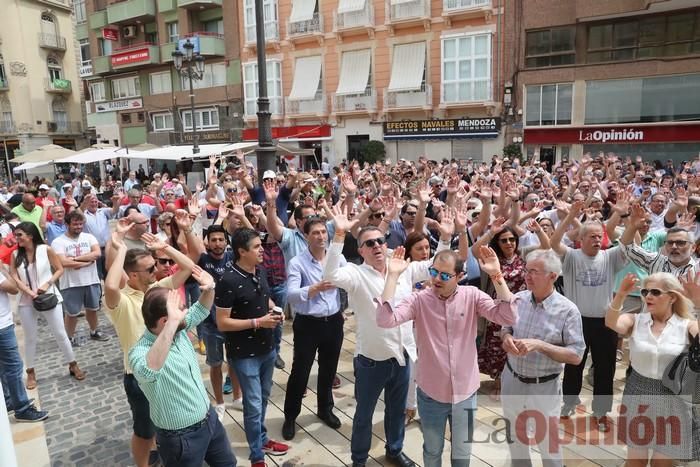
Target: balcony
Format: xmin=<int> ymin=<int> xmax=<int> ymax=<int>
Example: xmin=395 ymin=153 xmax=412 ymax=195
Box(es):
xmin=385 ymin=0 xmax=430 ymax=33
xmin=287 ymin=12 xmax=324 ymax=45
xmin=285 ymin=93 xmax=327 ymax=117
xmin=0 ymin=121 xmax=14 ymax=135
xmin=442 ymin=0 xmax=491 ymax=27
xmin=160 ymin=42 xmax=177 ymax=62
xmin=107 ymin=0 xmax=156 ymax=25
xmin=38 ymin=33 xmax=67 ymax=51
xmin=334 ymin=1 xmax=374 ymax=41
xmin=93 ymin=55 xmax=112 ymax=74
xmin=110 ymin=43 xmax=161 ymax=70
xmin=88 ymin=8 xmax=108 ymax=29
xmin=158 ymin=0 xmax=176 ymax=10
xmin=45 ymin=78 xmax=72 ymax=94
xmin=384 ymin=84 xmax=432 ymax=112
xmin=0 ymin=78 xmax=8 ymax=91
xmin=185 ymin=33 xmax=226 ymax=56
xmin=47 ymin=121 xmax=82 ymax=135
xmin=332 ymin=87 xmax=376 ymax=115
xmin=177 ymin=0 xmax=222 ymax=9
xmin=245 ymin=22 xmax=280 ymax=47
xmin=79 ymin=61 xmax=93 ymax=77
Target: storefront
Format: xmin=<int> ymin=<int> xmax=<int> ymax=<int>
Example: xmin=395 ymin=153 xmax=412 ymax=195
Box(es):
xmin=242 ymin=125 xmax=332 ymax=170
xmin=383 ymin=118 xmax=502 ymax=162
xmin=524 ymin=122 xmax=700 ymax=164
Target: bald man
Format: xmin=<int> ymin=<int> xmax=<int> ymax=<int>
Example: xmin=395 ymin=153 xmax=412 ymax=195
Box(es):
xmin=11 ymin=194 xmax=43 ymax=233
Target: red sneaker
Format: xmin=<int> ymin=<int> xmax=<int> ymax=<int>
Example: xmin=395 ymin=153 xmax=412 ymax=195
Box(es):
xmin=262 ymin=439 xmax=289 ymax=456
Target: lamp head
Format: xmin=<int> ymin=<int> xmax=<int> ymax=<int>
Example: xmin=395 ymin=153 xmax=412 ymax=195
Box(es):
xmin=172 ymin=48 xmax=183 ymax=70
xmin=194 ymin=55 xmax=205 ymax=75
xmin=183 ymin=39 xmax=194 ymax=60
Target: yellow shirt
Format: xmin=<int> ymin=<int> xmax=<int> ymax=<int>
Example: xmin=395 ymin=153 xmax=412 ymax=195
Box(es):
xmin=106 ymin=276 xmax=174 ymax=374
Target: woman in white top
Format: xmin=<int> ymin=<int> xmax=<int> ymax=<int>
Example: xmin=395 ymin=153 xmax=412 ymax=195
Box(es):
xmin=8 ymin=222 xmax=84 ymax=390
xmin=606 ymin=272 xmax=699 ymax=465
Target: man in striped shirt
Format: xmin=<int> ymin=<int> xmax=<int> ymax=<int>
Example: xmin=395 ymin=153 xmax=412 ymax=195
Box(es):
xmin=129 ymin=266 xmax=237 ymax=467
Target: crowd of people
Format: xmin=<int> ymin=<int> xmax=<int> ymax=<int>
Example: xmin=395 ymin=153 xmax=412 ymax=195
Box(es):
xmin=1 ymin=151 xmax=700 ymax=467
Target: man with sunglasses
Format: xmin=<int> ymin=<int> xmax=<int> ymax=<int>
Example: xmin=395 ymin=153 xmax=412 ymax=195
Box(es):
xmin=105 ymin=226 xmax=195 ymax=467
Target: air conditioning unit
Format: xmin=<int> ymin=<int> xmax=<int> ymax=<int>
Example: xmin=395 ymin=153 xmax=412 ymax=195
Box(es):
xmin=123 ymin=26 xmax=137 ymax=38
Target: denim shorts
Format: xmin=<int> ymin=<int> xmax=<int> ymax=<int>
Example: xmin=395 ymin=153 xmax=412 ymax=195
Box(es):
xmin=62 ymin=284 xmax=102 ymax=316
xmin=200 ymin=321 xmax=225 ymax=367
xmin=123 ymin=373 xmax=155 ymax=439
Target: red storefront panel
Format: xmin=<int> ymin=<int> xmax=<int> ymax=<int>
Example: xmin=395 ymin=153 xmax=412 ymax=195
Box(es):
xmin=524 ymin=123 xmax=700 ymax=145
xmin=242 ymin=125 xmax=332 ymax=141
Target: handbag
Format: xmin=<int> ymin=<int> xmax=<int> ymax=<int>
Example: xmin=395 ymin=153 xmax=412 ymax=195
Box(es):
xmin=25 ymin=264 xmax=58 ymax=312
xmin=662 ymin=333 xmax=700 ymax=396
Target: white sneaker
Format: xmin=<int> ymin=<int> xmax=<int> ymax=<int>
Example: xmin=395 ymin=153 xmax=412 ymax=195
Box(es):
xmin=215 ymin=404 xmax=226 ymax=422
xmin=232 ymin=398 xmax=243 ymax=411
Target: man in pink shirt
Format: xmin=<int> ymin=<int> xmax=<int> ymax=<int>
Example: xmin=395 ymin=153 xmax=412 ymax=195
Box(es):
xmin=377 ymin=247 xmax=518 ymax=467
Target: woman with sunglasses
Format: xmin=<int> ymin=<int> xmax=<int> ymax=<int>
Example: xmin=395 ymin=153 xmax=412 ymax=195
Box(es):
xmin=9 ymin=222 xmax=84 ymax=389
xmin=606 ymin=272 xmax=700 ymax=465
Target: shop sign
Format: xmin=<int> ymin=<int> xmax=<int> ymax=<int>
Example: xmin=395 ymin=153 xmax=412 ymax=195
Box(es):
xmin=180 ymin=130 xmax=231 ymax=143
xmin=242 ymin=125 xmax=332 ymax=141
xmin=111 ymin=48 xmax=150 ymax=67
xmin=524 ymin=123 xmax=700 ymax=145
xmin=96 ymin=98 xmax=143 ymax=113
xmin=383 ymin=118 xmax=501 ymax=140
xmin=102 ymin=28 xmax=119 ymax=41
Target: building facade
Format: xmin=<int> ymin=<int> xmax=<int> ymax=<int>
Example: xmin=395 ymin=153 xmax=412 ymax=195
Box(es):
xmin=78 ymin=0 xmax=244 ymax=152
xmin=508 ymin=0 xmax=700 ymax=166
xmin=0 ymin=0 xmax=87 ymax=178
xmin=237 ymin=0 xmax=509 ymax=166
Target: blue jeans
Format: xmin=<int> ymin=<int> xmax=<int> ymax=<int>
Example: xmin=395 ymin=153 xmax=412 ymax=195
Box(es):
xmin=270 ymin=283 xmax=287 ymax=353
xmin=0 ymin=325 xmax=32 ymax=414
xmin=417 ymin=388 xmax=476 ymax=467
xmin=156 ymin=406 xmax=236 ymax=467
xmin=351 ymin=353 xmax=410 ymax=464
xmin=230 ymin=349 xmax=276 ymax=462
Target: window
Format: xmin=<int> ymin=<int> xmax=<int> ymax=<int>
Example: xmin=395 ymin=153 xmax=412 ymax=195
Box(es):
xmin=525 ymin=27 xmax=575 ymax=68
xmin=121 ymin=113 xmax=132 ymax=124
xmin=180 ymin=63 xmax=226 ymax=90
xmin=151 ymin=112 xmax=174 ymax=132
xmin=79 ymin=39 xmax=91 ymax=66
xmin=98 ymin=38 xmax=112 ymax=56
xmin=244 ymin=0 xmax=278 ymax=43
xmin=111 ymin=76 xmax=140 ymax=99
xmin=0 ymin=54 xmax=6 ymax=87
xmin=525 ymin=83 xmax=573 ymax=126
xmin=243 ymin=60 xmax=282 ymax=116
xmin=73 ymin=0 xmax=87 ymax=23
xmin=150 ymin=71 xmax=172 ymax=94
xmin=587 ymin=10 xmax=700 ymax=62
xmin=52 ymin=98 xmax=67 ymax=129
xmin=441 ymin=33 xmax=491 ymax=103
xmin=89 ymin=81 xmax=106 ymax=102
xmin=585 ymin=74 xmax=700 ymax=124
xmin=166 ymin=22 xmax=179 ymax=43
xmin=47 ymin=56 xmax=63 ymax=81
xmin=181 ymin=108 xmax=219 ymax=131
xmin=202 ymin=19 xmax=224 ymax=35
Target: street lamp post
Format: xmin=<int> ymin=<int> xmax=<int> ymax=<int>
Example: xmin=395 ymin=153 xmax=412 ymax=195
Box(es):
xmin=254 ymin=0 xmax=278 ymax=185
xmin=173 ymin=39 xmax=205 ymax=154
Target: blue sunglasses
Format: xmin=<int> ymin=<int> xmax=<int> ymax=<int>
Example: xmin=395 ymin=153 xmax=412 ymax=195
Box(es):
xmin=428 ymin=267 xmax=456 ymax=281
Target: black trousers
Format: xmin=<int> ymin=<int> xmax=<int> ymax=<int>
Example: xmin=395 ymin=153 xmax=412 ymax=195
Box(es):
xmin=283 ymin=312 xmax=344 ymax=421
xmin=562 ymin=316 xmax=617 ymax=415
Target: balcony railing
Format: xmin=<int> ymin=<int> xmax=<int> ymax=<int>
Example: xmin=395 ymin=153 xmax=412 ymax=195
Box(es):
xmin=245 ymin=98 xmax=284 ymax=118
xmin=443 ymin=0 xmax=489 ymax=11
xmin=384 ymin=84 xmax=432 ymax=110
xmin=387 ymin=0 xmax=429 ymax=22
xmin=38 ymin=33 xmax=67 ymax=50
xmin=79 ymin=61 xmax=93 ymax=77
xmin=334 ymin=1 xmax=374 ymax=30
xmin=287 ymin=12 xmax=323 ymax=37
xmin=45 ymin=78 xmax=72 ymax=93
xmin=333 ymin=87 xmax=376 ymax=113
xmin=245 ymin=21 xmax=279 ymax=44
xmin=0 ymin=121 xmax=14 ymax=135
xmin=47 ymin=121 xmax=82 ymax=134
xmin=0 ymin=77 xmax=8 ymax=91
xmin=285 ymin=93 xmax=327 ymax=116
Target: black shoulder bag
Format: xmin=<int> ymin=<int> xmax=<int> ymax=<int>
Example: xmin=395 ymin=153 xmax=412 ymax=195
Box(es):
xmin=662 ymin=333 xmax=700 ymax=396
xmin=25 ymin=264 xmax=58 ymax=312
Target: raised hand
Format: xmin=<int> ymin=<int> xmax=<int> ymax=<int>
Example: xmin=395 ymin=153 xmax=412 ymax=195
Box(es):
xmin=673 ymin=187 xmax=689 ymax=210
xmin=678 ymin=211 xmax=696 ymax=231
xmin=612 ymin=190 xmax=631 ymax=215
xmin=477 ymin=245 xmax=502 ymax=276
xmin=331 ymin=205 xmax=359 ymax=232
xmin=188 ymin=196 xmax=200 ymax=216
xmin=570 ymin=200 xmax=585 ymax=217
xmin=479 ymin=187 xmax=492 ymax=202
xmin=141 ymin=232 xmax=169 ymax=251
xmin=165 ymin=289 xmax=187 ymax=325
xmin=446 ymin=175 xmax=459 ymax=194
xmin=175 ymin=209 xmax=192 ymax=229
xmin=680 ymin=271 xmax=700 ymax=307
xmin=216 ymin=204 xmax=231 ymax=220
xmin=438 ymin=209 xmax=456 ymax=239
xmin=263 ymin=179 xmax=278 ymax=203
xmin=341 ymin=174 xmax=357 ymax=194
xmin=454 ymin=205 xmax=469 ymax=232
xmin=527 ymin=219 xmax=542 ymax=233
xmin=618 ymin=273 xmax=640 ymax=297
xmin=489 ymin=216 xmax=507 ymax=236
xmin=382 ymin=196 xmax=398 ymax=220
xmin=192 ymin=265 xmax=215 ymax=290
xmin=387 ymin=246 xmax=411 ymax=276
xmin=417 ymin=182 xmax=431 ymax=204
xmin=115 ymin=219 xmax=134 ymax=237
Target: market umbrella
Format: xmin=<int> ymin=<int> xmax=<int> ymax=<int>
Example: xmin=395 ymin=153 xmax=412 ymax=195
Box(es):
xmin=11 ymin=144 xmax=76 ymax=164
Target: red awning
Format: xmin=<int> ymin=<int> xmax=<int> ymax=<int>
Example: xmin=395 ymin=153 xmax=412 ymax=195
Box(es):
xmin=242 ymin=125 xmax=331 ymax=141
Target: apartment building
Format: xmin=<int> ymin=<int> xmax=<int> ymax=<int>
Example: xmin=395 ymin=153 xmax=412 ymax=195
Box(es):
xmin=77 ymin=0 xmax=244 ymax=150
xmin=0 ymin=0 xmax=87 ymax=177
xmin=507 ymin=0 xmax=700 ymax=166
xmin=237 ymin=0 xmax=509 ymax=165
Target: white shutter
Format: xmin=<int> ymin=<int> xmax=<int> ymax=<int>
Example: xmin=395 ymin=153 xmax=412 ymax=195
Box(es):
xmin=289 ymin=56 xmax=322 ymax=100
xmin=290 ymin=0 xmax=316 ymax=22
xmin=336 ymin=49 xmax=371 ymax=95
xmin=337 ymin=0 xmax=366 ymax=14
xmin=388 ymin=42 xmax=426 ymax=92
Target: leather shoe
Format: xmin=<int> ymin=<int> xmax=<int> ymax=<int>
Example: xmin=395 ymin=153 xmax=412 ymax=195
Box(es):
xmin=351 ymin=464 xmax=365 ymax=467
xmin=317 ymin=410 xmax=341 ymax=429
xmin=282 ymin=418 xmax=296 ymax=440
xmin=385 ymin=451 xmax=415 ymax=467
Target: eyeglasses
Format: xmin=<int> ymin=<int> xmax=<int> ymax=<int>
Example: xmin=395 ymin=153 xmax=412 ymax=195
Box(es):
xmin=164 ymin=222 xmax=172 ymax=227
xmin=302 ymin=215 xmax=319 ymax=221
xmin=404 ymin=211 xmax=417 ymax=217
xmin=665 ymin=240 xmax=689 ymax=247
xmin=156 ymin=258 xmax=174 ymax=266
xmin=224 ymin=178 xmax=233 ymax=182
xmin=499 ymin=237 xmax=517 ymax=244
xmin=640 ymin=288 xmax=667 ymax=297
xmin=226 ymin=188 xmax=236 ymax=193
xmin=134 ymin=265 xmax=156 ymax=274
xmin=370 ymin=212 xmax=385 ymax=220
xmin=361 ymin=237 xmax=386 ymax=248
xmin=524 ymin=268 xmax=547 ymax=276
xmin=428 ymin=267 xmax=456 ymax=281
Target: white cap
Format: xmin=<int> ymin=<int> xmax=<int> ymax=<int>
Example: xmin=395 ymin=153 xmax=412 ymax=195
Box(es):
xmin=39 ymin=184 xmax=49 ymax=190
xmin=263 ymin=170 xmax=276 ymax=180
xmin=82 ymin=180 xmax=92 ymax=188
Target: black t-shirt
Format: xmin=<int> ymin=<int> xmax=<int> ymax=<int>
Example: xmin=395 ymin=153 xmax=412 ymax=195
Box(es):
xmin=214 ymin=264 xmax=273 ymax=360
xmin=198 ymin=251 xmax=235 ymax=325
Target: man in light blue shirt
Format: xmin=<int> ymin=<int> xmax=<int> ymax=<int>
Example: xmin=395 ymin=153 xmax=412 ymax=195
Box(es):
xmin=45 ymin=205 xmax=67 ymax=245
xmin=80 ymin=194 xmax=117 ymax=279
xmin=281 ymin=218 xmax=345 ymax=441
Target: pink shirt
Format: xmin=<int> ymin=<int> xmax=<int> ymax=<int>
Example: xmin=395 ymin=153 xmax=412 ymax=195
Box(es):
xmin=376 ymin=286 xmax=518 ymax=404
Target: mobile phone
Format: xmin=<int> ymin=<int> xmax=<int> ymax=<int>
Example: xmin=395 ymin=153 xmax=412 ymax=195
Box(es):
xmin=272 ymin=306 xmax=283 ymax=316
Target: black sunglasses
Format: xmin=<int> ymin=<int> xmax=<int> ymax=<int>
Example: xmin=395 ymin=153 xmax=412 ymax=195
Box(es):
xmin=134 ymin=265 xmax=156 ymax=274
xmin=156 ymin=258 xmax=174 ymax=266
xmin=640 ymin=288 xmax=667 ymax=297
xmin=370 ymin=212 xmax=385 ymax=220
xmin=361 ymin=237 xmax=386 ymax=248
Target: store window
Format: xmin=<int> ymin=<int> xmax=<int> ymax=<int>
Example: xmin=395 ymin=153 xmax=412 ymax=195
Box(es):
xmin=180 ymin=63 xmax=226 ymax=90
xmin=150 ymin=71 xmax=172 ymax=95
xmin=525 ymin=26 xmax=575 ymax=68
xmin=111 ymin=76 xmax=140 ymax=99
xmin=525 ymin=83 xmax=572 ymax=126
xmin=441 ymin=32 xmax=491 ymax=103
xmin=181 ymin=108 xmax=219 ymax=131
xmin=151 ymin=112 xmax=174 ymax=132
xmin=585 ymin=74 xmax=700 ymax=124
xmin=243 ymin=60 xmax=282 ymax=116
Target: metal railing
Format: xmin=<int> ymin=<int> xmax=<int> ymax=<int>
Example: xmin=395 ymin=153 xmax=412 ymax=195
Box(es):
xmin=384 ymin=83 xmax=432 ymax=109
xmin=45 ymin=78 xmax=72 ymax=92
xmin=0 ymin=121 xmax=14 ymax=135
xmin=334 ymin=1 xmax=374 ymax=30
xmin=47 ymin=121 xmax=82 ymax=134
xmin=38 ymin=33 xmax=67 ymax=50
xmin=443 ymin=0 xmax=489 ymax=11
xmin=387 ymin=0 xmax=429 ymax=21
xmin=285 ymin=93 xmax=326 ymax=115
xmin=333 ymin=87 xmax=376 ymax=113
xmin=245 ymin=21 xmax=279 ymax=44
xmin=244 ymin=97 xmax=284 ymax=117
xmin=287 ymin=11 xmax=323 ymax=37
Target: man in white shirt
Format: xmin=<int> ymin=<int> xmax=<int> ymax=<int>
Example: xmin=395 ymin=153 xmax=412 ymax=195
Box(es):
xmin=51 ymin=211 xmax=109 ymax=345
xmin=80 ymin=193 xmax=118 ymax=280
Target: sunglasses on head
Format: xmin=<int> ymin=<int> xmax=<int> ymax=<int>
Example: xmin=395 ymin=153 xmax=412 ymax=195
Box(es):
xmin=428 ymin=267 xmax=456 ymax=281
xmin=640 ymin=288 xmax=667 ymax=297
xmin=156 ymin=258 xmax=174 ymax=266
xmin=361 ymin=237 xmax=386 ymax=248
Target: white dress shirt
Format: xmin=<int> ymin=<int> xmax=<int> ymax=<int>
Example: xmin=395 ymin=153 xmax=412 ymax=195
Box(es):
xmin=629 ymin=312 xmax=690 ymax=380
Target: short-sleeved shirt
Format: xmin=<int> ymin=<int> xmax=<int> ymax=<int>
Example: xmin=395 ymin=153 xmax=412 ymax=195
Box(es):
xmin=0 ymin=275 xmax=12 ymax=330
xmin=51 ymin=232 xmax=100 ymax=288
xmin=198 ymin=251 xmax=235 ymax=325
xmin=46 ymin=221 xmax=68 ymax=245
xmin=11 ymin=205 xmax=42 ymax=232
xmin=215 ymin=265 xmax=273 ymax=360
